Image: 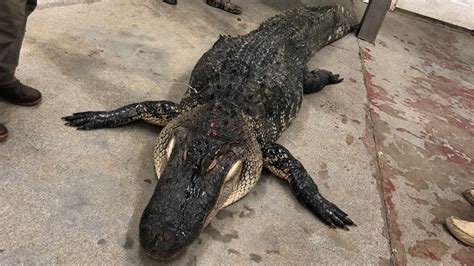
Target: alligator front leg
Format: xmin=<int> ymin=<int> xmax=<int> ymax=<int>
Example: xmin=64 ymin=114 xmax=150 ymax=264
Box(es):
xmin=262 ymin=143 xmax=355 ymax=229
xmin=303 ymin=68 xmax=343 ymax=94
xmin=62 ymin=101 xmax=180 ymax=130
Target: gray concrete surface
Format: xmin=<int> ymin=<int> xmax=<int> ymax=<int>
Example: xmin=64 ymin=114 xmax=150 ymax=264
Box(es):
xmin=359 ymin=9 xmax=474 ymax=265
xmin=0 ymin=0 xmax=472 ymax=265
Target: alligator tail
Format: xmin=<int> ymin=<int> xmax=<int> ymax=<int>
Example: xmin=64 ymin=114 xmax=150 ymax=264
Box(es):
xmin=254 ymin=4 xmax=358 ymax=62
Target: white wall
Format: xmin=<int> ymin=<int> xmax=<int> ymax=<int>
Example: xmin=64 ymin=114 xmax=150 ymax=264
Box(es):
xmin=396 ymin=0 xmax=474 ymax=30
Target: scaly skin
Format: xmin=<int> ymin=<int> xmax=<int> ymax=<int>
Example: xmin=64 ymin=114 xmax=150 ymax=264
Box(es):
xmin=63 ymin=5 xmax=358 ymax=260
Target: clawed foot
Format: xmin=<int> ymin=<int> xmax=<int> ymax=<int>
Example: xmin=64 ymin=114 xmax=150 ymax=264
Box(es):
xmin=62 ymin=111 xmax=112 ymax=130
xmin=262 ymin=143 xmax=355 ymax=230
xmin=311 ymin=194 xmax=355 ymax=230
xmin=311 ymin=69 xmax=343 ymax=84
xmin=303 ymin=69 xmax=343 ymax=94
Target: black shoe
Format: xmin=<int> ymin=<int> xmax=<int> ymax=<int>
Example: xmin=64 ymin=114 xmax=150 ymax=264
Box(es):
xmin=163 ymin=0 xmax=177 ymax=5
xmin=0 ymin=80 xmax=42 ymax=106
xmin=464 ymin=188 xmax=474 ymax=206
xmin=206 ymin=0 xmax=242 ymax=15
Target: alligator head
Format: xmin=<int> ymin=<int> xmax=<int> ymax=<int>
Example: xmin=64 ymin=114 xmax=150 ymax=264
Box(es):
xmin=139 ymin=103 xmax=260 ymax=259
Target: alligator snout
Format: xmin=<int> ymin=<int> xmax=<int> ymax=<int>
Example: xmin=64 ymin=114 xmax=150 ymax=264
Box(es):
xmin=139 ymin=223 xmax=188 ymax=260
xmin=138 ymin=194 xmax=206 ymax=260
xmin=138 ymin=157 xmax=223 ymax=260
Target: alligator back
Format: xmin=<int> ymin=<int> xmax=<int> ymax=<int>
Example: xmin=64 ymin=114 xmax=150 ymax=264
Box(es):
xmin=249 ymin=5 xmax=356 ymax=64
xmin=181 ymin=5 xmax=356 ymax=143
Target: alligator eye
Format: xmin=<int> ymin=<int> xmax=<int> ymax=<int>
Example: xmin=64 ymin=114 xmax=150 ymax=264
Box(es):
xmin=225 ymin=160 xmax=242 ymax=183
xmin=166 ymin=137 xmax=175 ymax=160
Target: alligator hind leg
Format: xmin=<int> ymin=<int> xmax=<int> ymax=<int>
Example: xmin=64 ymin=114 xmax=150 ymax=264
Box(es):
xmin=303 ymin=69 xmax=343 ymax=94
xmin=262 ymin=143 xmax=355 ymax=229
xmin=63 ymin=101 xmax=180 ymax=130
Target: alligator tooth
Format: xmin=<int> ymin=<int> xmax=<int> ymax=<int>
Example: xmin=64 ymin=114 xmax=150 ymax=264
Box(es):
xmin=166 ymin=137 xmax=175 ymax=160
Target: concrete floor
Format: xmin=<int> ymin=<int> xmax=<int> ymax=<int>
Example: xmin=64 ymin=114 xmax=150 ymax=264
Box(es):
xmin=0 ymin=0 xmax=472 ymax=265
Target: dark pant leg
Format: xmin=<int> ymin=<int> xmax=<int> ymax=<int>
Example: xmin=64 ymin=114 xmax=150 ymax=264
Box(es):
xmin=0 ymin=0 xmax=25 ymax=55
xmin=0 ymin=0 xmax=36 ymax=87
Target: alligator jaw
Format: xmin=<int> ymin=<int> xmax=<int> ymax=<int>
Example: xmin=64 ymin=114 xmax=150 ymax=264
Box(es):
xmin=141 ymin=244 xmax=186 ymax=261
xmin=138 ymin=155 xmax=223 ymax=260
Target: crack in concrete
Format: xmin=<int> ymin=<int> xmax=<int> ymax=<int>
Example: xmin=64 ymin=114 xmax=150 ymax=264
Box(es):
xmin=356 ymin=41 xmax=397 ymax=265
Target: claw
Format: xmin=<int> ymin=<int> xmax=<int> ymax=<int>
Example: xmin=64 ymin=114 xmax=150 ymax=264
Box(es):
xmin=61 ymin=110 xmax=108 ymax=130
xmin=62 ymin=116 xmax=74 ymax=121
xmin=329 ymin=74 xmax=344 ymax=84
xmin=311 ymin=195 xmax=356 ymax=229
xmin=341 ymin=215 xmax=355 ymax=226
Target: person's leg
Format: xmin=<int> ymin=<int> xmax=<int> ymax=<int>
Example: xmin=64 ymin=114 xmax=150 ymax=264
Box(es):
xmin=446 ymin=216 xmax=474 ymax=247
xmin=0 ymin=0 xmax=37 ymax=85
xmin=0 ymin=0 xmax=27 ymax=86
xmin=0 ymin=0 xmax=39 ymax=141
xmin=206 ymin=0 xmax=242 ymax=15
xmin=445 ymin=188 xmax=474 ymax=247
xmin=464 ymin=188 xmax=474 ymax=205
xmin=0 ymin=0 xmax=25 ymax=140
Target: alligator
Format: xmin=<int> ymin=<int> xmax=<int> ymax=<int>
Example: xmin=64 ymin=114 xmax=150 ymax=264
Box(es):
xmin=63 ymin=5 xmax=358 ymax=259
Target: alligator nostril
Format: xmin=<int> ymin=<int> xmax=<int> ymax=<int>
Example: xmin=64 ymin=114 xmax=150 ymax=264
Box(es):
xmin=139 ymin=225 xmax=189 ymax=260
